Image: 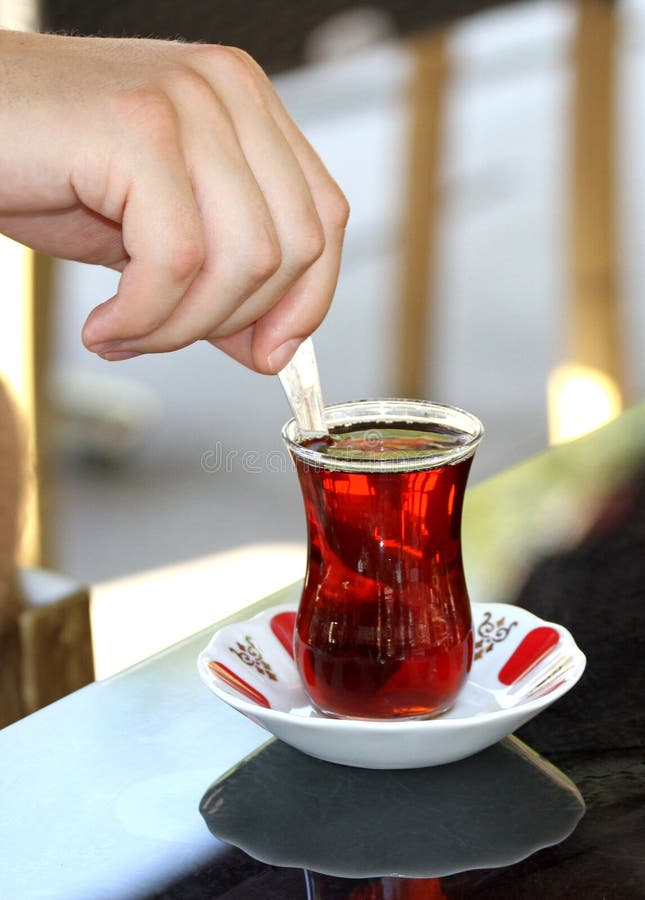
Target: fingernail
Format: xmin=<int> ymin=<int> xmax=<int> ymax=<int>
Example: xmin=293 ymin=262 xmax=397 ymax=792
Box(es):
xmin=267 ymin=339 xmax=303 ymax=374
xmin=88 ymin=340 xmax=125 ymax=353
xmin=102 ymin=350 xmax=142 ymax=361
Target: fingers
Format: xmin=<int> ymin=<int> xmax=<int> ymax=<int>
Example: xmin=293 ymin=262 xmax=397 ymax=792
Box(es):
xmin=81 ymin=89 xmax=205 ymax=351
xmin=88 ymin=72 xmax=286 ymax=356
xmin=101 ymin=63 xmax=325 ymax=357
xmin=208 ymin=324 xmax=256 ymax=370
xmin=200 ymin=50 xmax=349 ymax=372
xmin=189 ymin=49 xmax=329 ymax=342
xmin=212 ymin=167 xmax=347 ymax=374
xmin=248 ymin=208 xmax=346 ymax=374
xmin=230 ymin=51 xmax=350 ymax=372
xmin=78 ymin=45 xmax=349 ymax=373
xmin=248 ymin=143 xmax=349 ymax=373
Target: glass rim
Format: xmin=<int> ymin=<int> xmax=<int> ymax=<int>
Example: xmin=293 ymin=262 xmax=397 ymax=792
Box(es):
xmin=282 ymin=398 xmax=484 ymax=473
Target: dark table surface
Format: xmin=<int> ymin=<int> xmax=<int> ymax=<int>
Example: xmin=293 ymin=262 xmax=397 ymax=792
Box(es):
xmin=1 ymin=404 xmax=644 ymax=899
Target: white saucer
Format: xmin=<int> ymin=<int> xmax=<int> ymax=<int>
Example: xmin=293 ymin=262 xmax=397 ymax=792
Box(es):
xmin=197 ymin=599 xmax=586 ymax=769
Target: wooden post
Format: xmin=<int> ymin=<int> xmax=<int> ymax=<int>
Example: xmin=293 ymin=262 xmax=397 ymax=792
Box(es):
xmin=395 ymin=30 xmax=448 ymax=399
xmin=569 ymin=0 xmax=623 ymax=392
xmin=0 ymin=380 xmax=25 ymax=728
xmin=32 ymin=252 xmax=56 ymax=568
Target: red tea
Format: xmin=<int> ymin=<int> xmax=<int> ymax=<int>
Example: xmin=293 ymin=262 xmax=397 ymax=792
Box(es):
xmin=293 ymin=421 xmax=474 ymax=720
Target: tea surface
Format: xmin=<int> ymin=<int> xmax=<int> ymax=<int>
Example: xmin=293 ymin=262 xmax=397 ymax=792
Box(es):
xmin=304 ymin=421 xmax=472 ymax=463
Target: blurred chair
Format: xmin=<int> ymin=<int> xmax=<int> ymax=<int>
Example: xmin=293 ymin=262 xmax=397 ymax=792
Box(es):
xmin=0 ymin=379 xmax=94 ymax=729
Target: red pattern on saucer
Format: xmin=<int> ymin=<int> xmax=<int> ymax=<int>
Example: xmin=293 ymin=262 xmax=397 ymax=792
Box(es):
xmin=207 ymin=661 xmax=271 ymax=709
xmin=497 ymin=626 xmax=560 ymax=685
xmin=270 ymin=611 xmax=297 ymax=659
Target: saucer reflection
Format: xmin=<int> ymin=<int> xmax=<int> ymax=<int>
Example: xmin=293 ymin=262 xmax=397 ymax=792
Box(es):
xmin=199 ymin=735 xmax=584 ymax=880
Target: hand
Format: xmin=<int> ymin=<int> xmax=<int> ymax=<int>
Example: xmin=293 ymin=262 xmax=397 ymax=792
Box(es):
xmin=0 ymin=30 xmax=349 ymax=372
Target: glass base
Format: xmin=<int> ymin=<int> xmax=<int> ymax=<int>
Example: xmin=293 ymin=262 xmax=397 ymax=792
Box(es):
xmin=311 ymin=699 xmax=455 ymax=722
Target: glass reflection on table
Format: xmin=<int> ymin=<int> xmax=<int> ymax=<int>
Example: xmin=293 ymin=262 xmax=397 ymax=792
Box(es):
xmin=304 ymin=872 xmax=451 ymax=898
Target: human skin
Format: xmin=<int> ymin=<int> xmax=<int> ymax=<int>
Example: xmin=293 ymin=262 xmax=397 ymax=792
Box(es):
xmin=0 ymin=30 xmax=350 ymax=373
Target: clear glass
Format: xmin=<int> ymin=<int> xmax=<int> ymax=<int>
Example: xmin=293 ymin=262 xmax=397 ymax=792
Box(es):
xmin=283 ymin=399 xmax=483 ymax=720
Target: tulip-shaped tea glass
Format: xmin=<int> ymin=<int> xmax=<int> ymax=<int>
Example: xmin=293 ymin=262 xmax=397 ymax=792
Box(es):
xmin=283 ymin=400 xmax=484 ymax=720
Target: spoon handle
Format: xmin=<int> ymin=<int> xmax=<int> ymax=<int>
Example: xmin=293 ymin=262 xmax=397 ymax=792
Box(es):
xmin=278 ymin=338 xmax=328 ymax=437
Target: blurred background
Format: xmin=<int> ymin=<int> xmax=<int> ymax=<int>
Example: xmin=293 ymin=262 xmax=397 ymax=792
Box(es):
xmin=2 ymin=0 xmax=645 ymax=587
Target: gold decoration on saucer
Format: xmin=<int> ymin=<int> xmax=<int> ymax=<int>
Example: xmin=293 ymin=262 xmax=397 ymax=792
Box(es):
xmin=473 ymin=611 xmax=519 ymax=661
xmin=229 ymin=637 xmax=278 ymax=681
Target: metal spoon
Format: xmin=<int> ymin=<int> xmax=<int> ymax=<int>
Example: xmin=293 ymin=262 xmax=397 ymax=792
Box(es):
xmin=278 ymin=338 xmax=329 ymax=438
